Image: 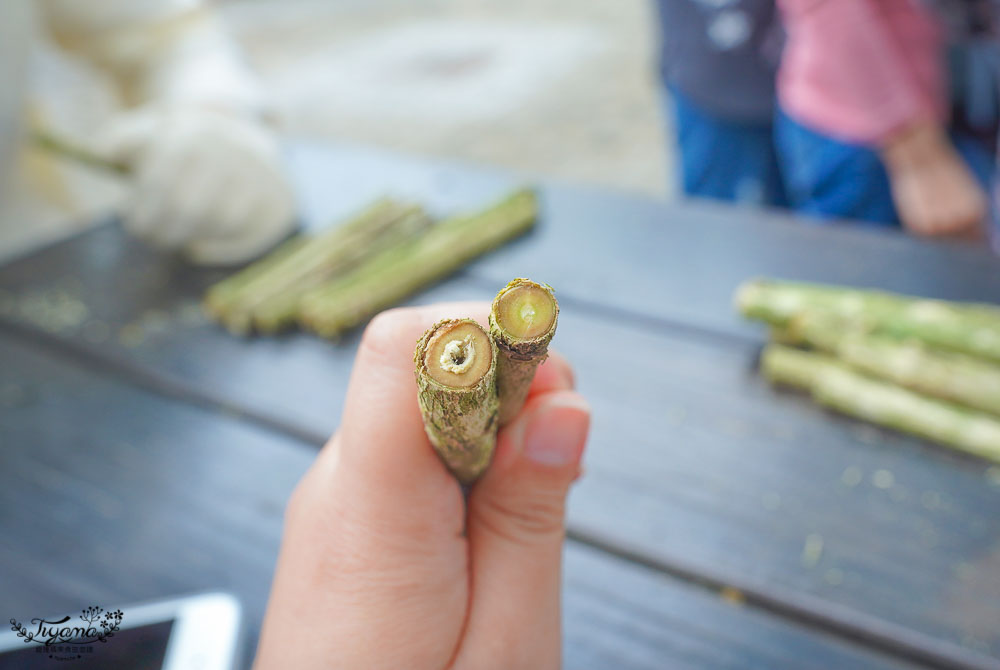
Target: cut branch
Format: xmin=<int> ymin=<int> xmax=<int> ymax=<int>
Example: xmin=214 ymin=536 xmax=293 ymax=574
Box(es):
xmin=489 ymin=278 xmax=559 ymax=425
xmin=415 ymin=318 xmax=499 ymax=484
xmin=777 ymin=312 xmax=1000 ymax=417
xmin=762 ymin=345 xmax=1000 ymax=462
xmin=737 ymin=279 xmax=1000 ymax=363
xmin=204 ymin=199 xmax=429 ymax=334
xmin=300 ymin=189 xmax=538 ymax=339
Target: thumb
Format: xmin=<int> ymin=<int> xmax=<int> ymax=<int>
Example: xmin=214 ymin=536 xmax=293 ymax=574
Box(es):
xmin=458 ymin=390 xmax=590 ymax=667
xmin=94 ymin=108 xmax=160 ymax=166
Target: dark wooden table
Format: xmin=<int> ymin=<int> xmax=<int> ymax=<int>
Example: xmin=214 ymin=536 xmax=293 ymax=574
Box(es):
xmin=2 ymin=140 xmax=999 ymax=670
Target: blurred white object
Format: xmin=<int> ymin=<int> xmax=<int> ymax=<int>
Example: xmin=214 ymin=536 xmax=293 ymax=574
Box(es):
xmin=278 ymin=20 xmax=601 ymax=127
xmin=96 ymin=106 xmax=294 ymax=264
xmin=0 ymin=0 xmax=294 ymax=264
xmin=40 ymin=0 xmax=266 ymax=114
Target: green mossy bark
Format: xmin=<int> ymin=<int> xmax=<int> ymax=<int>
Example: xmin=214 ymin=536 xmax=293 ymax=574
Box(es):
xmin=777 ymin=312 xmax=1000 ymax=417
xmin=762 ymin=345 xmax=1000 ymax=462
xmin=415 ymin=319 xmax=500 ymax=484
xmin=203 ymin=234 xmax=311 ymax=335
xmin=300 ymin=189 xmax=538 ymax=339
xmin=736 ymin=278 xmax=1000 ymax=363
xmin=250 ymin=209 xmax=430 ymax=332
xmin=489 ymin=278 xmax=559 ymax=425
xmin=203 ymin=199 xmax=428 ymax=334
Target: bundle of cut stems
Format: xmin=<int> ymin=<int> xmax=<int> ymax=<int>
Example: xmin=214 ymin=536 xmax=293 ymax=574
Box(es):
xmin=204 ymin=199 xmax=430 ymax=334
xmin=205 ymin=189 xmax=536 ymax=338
xmin=762 ymin=345 xmax=1000 ymax=462
xmin=776 ymin=312 xmax=1000 ymax=417
xmin=299 ymin=189 xmax=538 ymax=339
xmin=737 ymin=279 xmax=1000 ymax=362
xmin=737 ymin=279 xmax=1000 ymax=456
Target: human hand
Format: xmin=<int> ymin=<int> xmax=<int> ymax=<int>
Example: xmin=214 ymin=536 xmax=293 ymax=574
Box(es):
xmin=253 ymin=302 xmax=590 ymax=670
xmin=95 ymin=106 xmax=296 ymax=264
xmin=882 ymin=122 xmax=987 ymax=239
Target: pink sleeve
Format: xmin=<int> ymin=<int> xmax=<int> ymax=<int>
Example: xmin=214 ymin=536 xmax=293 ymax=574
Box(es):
xmin=777 ymin=0 xmax=946 ymax=146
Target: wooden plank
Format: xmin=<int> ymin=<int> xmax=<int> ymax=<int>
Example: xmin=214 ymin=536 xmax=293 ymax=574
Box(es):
xmin=0 ymin=334 xmax=926 ymax=670
xmin=561 ymin=315 xmax=1000 ymax=668
xmin=1 ymin=244 xmax=999 ymax=666
xmin=563 ymin=542 xmax=924 ymax=670
xmin=1 ymin=142 xmax=998 ymax=665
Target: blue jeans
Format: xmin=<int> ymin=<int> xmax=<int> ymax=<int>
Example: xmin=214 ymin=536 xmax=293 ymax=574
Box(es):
xmin=670 ymin=90 xmax=999 ymax=246
xmin=670 ymin=89 xmax=787 ymax=207
xmin=773 ymin=108 xmax=997 ymax=229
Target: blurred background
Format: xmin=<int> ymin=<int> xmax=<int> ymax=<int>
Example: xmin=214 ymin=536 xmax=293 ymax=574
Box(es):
xmin=4 ymin=2 xmax=1000 ymax=668
xmin=0 ymin=0 xmax=671 ymax=261
xmin=220 ymin=0 xmax=670 ymax=195
xmin=8 ymin=0 xmax=999 ymax=261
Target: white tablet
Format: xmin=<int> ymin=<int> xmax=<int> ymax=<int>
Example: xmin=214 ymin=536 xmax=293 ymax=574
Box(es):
xmin=1 ymin=592 xmax=242 ymax=670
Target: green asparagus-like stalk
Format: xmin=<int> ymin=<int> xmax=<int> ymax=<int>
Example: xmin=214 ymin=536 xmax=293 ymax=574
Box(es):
xmin=203 ymin=234 xmax=311 ymax=329
xmin=31 ymin=128 xmax=130 ymax=176
xmin=250 ymin=208 xmax=431 ymax=332
xmin=737 ymin=279 xmax=1000 ymax=363
xmin=224 ymin=199 xmax=423 ymax=326
xmin=415 ymin=318 xmax=499 ymax=484
xmin=778 ymin=312 xmax=1000 ymax=417
xmin=736 ymin=279 xmax=903 ymax=326
xmin=299 ymin=189 xmax=538 ymax=339
xmin=203 ymin=199 xmax=429 ymax=334
xmin=876 ymin=301 xmax=1000 ymax=364
xmin=489 ymin=278 xmax=559 ymax=425
xmin=762 ymin=345 xmax=1000 ymax=462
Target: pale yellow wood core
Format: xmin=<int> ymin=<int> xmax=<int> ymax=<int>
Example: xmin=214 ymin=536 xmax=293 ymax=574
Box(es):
xmin=496 ymin=284 xmax=556 ymax=340
xmin=424 ymin=321 xmax=493 ymax=388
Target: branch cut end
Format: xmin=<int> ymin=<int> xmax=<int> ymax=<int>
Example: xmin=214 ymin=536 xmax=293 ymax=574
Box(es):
xmin=492 ymin=278 xmax=558 ymax=344
xmin=422 ymin=320 xmax=494 ymax=388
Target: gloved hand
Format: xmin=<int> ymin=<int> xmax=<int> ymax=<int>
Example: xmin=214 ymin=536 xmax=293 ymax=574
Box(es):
xmin=96 ymin=106 xmax=296 ymax=264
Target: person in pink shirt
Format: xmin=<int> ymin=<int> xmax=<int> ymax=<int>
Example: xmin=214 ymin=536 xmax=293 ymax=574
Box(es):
xmin=775 ymin=0 xmax=996 ymax=240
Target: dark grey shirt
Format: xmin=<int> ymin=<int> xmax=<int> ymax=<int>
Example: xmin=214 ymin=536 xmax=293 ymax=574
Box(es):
xmin=655 ymin=0 xmax=781 ymax=124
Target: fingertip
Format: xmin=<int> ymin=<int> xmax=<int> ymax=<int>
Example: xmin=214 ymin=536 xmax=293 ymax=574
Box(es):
xmin=487 ymin=389 xmax=590 ymax=477
xmin=528 ymin=350 xmax=575 ymax=398
xmin=356 ymin=307 xmax=421 ymax=368
xmin=522 ymin=392 xmax=590 ymax=468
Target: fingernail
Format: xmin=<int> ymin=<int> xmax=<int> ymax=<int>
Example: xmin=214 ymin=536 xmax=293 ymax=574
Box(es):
xmin=560 ymin=364 xmax=577 ymax=390
xmin=524 ymin=395 xmax=590 ymax=466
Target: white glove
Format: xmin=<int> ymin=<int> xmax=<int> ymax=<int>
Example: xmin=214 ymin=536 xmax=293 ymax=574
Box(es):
xmin=96 ymin=106 xmax=296 ymax=264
